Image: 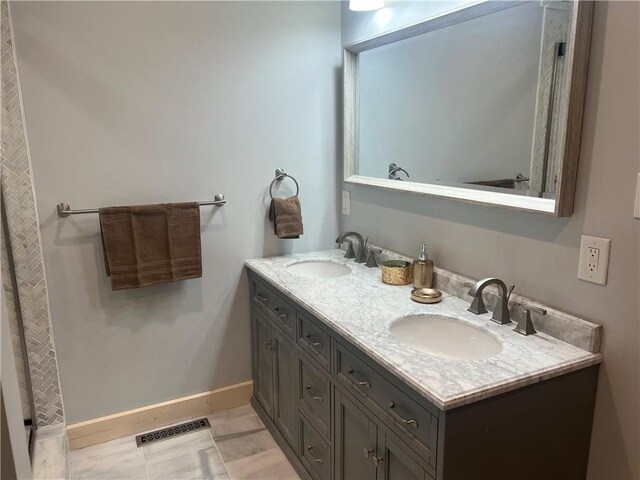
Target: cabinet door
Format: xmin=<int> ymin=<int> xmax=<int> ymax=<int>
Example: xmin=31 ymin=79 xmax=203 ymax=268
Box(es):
xmin=253 ymin=311 xmax=275 ymax=418
xmin=377 ymin=431 xmax=428 ymax=480
xmin=335 ymin=389 xmax=378 ymax=480
xmin=273 ymin=329 xmax=298 ymax=452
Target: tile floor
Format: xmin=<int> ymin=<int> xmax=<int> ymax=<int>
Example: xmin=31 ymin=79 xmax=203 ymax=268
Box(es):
xmin=66 ymin=404 xmax=300 ymax=480
xmin=32 ymin=424 xmax=68 ymax=480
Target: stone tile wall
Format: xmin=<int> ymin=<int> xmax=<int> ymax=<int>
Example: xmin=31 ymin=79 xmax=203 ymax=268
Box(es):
xmin=1 ymin=0 xmax=64 ymax=427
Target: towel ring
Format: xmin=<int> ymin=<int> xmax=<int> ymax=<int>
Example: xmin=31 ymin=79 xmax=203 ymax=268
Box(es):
xmin=269 ymin=169 xmax=299 ymax=199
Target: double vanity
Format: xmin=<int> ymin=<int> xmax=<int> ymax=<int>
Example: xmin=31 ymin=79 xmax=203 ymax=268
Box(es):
xmin=245 ymin=248 xmax=602 ymax=480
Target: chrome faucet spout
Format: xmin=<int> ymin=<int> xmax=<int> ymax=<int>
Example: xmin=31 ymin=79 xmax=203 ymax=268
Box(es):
xmin=335 ymin=231 xmax=367 ymax=263
xmin=335 ymin=231 xmax=363 ymax=246
xmin=466 ymin=277 xmax=514 ymax=325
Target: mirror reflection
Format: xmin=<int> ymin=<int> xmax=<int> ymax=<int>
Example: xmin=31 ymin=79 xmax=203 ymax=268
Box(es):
xmin=356 ymin=2 xmax=571 ymax=199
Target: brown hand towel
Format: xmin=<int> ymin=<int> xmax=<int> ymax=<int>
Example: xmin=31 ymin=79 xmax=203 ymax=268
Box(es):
xmin=99 ymin=202 xmax=202 ymax=291
xmin=269 ymin=195 xmax=303 ymax=239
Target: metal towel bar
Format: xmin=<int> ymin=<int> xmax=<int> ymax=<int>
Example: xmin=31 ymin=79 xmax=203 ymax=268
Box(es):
xmin=56 ymin=194 xmax=226 ymax=218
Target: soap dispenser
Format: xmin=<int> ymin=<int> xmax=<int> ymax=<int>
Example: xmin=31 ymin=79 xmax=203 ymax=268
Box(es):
xmin=413 ymin=244 xmax=433 ymax=289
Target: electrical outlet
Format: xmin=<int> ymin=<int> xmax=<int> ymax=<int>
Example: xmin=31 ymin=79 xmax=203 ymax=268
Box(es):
xmin=578 ymin=235 xmax=611 ymax=285
xmin=341 ymin=190 xmax=351 ymax=216
xmin=587 ymin=247 xmax=599 ymax=272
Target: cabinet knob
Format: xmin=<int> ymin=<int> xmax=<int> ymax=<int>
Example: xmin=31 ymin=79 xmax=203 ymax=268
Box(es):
xmin=362 ymin=447 xmax=382 ymax=466
xmin=263 ymin=341 xmax=276 ymax=350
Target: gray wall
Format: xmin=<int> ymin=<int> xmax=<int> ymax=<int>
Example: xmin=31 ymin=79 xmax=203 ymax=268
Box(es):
xmin=11 ymin=1 xmax=341 ymax=424
xmin=342 ymin=2 xmax=640 ymax=479
xmin=359 ymin=2 xmax=540 ymax=184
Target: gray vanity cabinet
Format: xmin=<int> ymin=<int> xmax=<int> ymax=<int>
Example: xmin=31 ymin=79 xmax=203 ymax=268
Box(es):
xmin=248 ymin=271 xmax=599 ymax=480
xmin=335 ymin=388 xmax=430 ymax=480
xmin=252 ymin=310 xmax=275 ymax=418
xmin=300 ymin=417 xmax=332 ymax=480
xmin=251 ymin=307 xmax=299 ymax=452
xmin=334 ymin=388 xmax=378 ymax=480
xmin=249 ymin=273 xmax=435 ymax=480
xmin=298 ymin=354 xmax=331 ymax=441
xmin=274 ymin=328 xmax=298 ymax=451
xmin=377 ymin=431 xmax=430 ymax=480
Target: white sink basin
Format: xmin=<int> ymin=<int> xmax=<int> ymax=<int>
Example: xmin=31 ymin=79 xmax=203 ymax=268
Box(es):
xmin=286 ymin=260 xmax=351 ymax=279
xmin=389 ymin=314 xmax=502 ymax=361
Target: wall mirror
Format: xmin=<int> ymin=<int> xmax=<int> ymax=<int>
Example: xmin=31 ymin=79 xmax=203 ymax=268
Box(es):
xmin=343 ymin=0 xmax=593 ymax=216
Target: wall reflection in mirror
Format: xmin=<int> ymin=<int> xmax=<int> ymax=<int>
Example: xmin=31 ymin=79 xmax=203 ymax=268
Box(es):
xmin=356 ymin=1 xmax=571 ymax=199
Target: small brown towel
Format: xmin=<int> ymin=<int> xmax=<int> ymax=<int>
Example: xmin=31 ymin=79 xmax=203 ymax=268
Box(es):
xmin=99 ymin=203 xmax=202 ymax=291
xmin=269 ymin=195 xmax=303 ymax=239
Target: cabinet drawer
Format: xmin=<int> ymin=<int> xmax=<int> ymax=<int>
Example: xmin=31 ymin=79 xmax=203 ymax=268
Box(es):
xmin=335 ymin=342 xmax=437 ymax=465
xmin=298 ymin=355 xmax=331 ymax=441
xmin=300 ymin=417 xmax=331 ymax=480
xmin=252 ymin=279 xmax=295 ymax=337
xmin=298 ymin=314 xmax=331 ymax=371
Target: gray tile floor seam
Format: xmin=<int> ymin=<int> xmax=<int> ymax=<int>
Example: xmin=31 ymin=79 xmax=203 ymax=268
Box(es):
xmin=140 ymin=448 xmax=150 ymax=480
xmin=209 ymin=429 xmax=235 ymax=480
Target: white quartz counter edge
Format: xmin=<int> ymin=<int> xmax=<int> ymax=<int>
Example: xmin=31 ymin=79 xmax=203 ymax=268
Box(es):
xmin=245 ymin=251 xmax=602 ymax=411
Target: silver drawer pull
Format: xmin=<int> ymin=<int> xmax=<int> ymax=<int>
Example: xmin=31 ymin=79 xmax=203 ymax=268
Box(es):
xmin=263 ymin=341 xmax=276 ymax=350
xmin=273 ymin=306 xmax=288 ymax=319
xmin=256 ymin=293 xmax=269 ymax=304
xmin=306 ymin=445 xmax=324 ymax=464
xmin=305 ymin=384 xmax=324 ymax=402
xmin=304 ymin=334 xmax=323 ymax=348
xmin=347 ymin=367 xmax=371 ymax=389
xmin=387 ymin=401 xmax=418 ymax=428
xmin=362 ymin=448 xmax=383 ymax=467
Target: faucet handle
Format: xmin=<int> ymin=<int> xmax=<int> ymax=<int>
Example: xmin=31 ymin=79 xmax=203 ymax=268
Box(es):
xmin=521 ymin=305 xmax=547 ymax=316
xmin=344 ymin=241 xmax=356 ymax=259
xmin=507 ymin=284 xmax=515 ymax=300
xmin=514 ymin=305 xmax=546 ymax=336
xmin=365 ymin=248 xmax=381 ymax=268
xmin=464 ymin=282 xmax=474 ymax=290
xmin=354 ymin=237 xmax=368 ymax=264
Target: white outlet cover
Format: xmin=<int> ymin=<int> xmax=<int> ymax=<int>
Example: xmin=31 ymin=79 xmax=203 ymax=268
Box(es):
xmin=578 ymin=235 xmax=611 ymax=286
xmin=341 ymin=190 xmax=351 ymax=216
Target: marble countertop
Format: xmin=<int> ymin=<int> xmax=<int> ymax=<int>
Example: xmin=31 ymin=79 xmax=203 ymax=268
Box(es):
xmin=245 ymin=250 xmax=602 ymax=411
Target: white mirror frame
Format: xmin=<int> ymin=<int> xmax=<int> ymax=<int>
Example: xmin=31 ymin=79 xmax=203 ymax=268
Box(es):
xmin=343 ymin=0 xmax=593 ymax=217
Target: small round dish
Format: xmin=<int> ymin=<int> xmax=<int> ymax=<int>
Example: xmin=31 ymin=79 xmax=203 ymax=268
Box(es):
xmin=411 ymin=287 xmax=443 ymax=304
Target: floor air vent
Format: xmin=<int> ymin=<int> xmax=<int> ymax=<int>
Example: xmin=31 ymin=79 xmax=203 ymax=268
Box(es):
xmin=135 ymin=418 xmax=211 ymax=447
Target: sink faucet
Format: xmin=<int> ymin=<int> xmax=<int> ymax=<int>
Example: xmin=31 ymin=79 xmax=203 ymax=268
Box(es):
xmin=466 ymin=278 xmax=515 ymax=325
xmin=336 ymin=231 xmax=367 ymax=263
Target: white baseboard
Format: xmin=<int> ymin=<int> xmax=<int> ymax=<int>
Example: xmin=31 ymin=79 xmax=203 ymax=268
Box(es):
xmin=67 ymin=380 xmax=253 ymax=450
